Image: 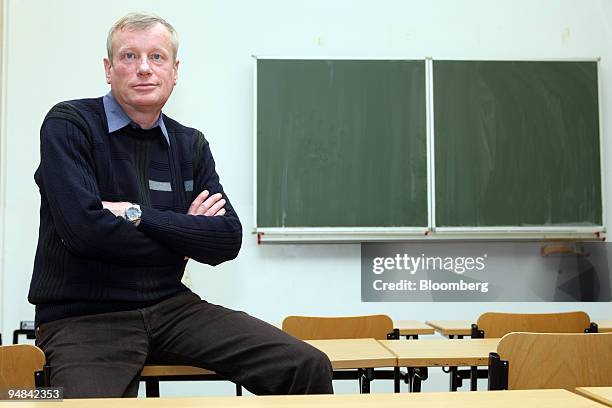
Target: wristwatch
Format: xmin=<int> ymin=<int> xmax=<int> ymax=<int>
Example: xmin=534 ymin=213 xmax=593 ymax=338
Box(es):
xmin=124 ymin=204 xmax=142 ymax=226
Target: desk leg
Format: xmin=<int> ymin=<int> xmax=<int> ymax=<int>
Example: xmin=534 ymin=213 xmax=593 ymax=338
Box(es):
xmin=408 ymin=367 xmax=429 ymax=392
xmin=449 ymin=367 xmax=459 ymax=391
xmin=145 ymin=378 xmax=160 ymax=398
xmin=394 ymin=367 xmax=400 ymax=393
xmin=470 ymin=366 xmax=478 ymax=391
xmin=406 ymin=367 xmax=414 ymax=392
xmin=405 ymin=367 xmax=427 ymax=392
xmin=412 ymin=367 xmax=427 ymax=392
xmin=358 ymin=368 xmax=374 ymax=394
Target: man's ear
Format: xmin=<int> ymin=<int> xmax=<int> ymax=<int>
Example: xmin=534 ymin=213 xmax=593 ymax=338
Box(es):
xmin=103 ymin=57 xmax=112 ymax=84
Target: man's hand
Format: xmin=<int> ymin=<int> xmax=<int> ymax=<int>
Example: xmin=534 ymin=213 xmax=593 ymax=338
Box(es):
xmin=102 ymin=201 xmax=132 ymax=218
xmin=188 ymin=190 xmax=226 ymax=216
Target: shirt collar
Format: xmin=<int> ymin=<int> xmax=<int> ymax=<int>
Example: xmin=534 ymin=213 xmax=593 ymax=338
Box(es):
xmin=102 ymin=91 xmax=169 ymax=145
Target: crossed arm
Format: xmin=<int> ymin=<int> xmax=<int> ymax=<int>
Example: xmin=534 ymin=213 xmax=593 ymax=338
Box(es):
xmin=102 ymin=190 xmax=227 ymax=218
xmin=102 ymin=190 xmax=227 ymax=262
xmin=38 ymin=108 xmax=241 ymax=267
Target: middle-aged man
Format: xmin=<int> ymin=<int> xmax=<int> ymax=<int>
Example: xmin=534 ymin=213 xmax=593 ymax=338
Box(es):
xmin=29 ymin=12 xmax=333 ymax=398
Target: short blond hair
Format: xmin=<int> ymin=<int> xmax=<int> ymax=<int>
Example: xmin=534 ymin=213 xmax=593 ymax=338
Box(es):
xmin=107 ymin=12 xmax=179 ymax=63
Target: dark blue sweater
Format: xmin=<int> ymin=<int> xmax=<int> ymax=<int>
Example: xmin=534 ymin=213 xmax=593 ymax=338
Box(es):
xmin=29 ymin=97 xmax=242 ymax=325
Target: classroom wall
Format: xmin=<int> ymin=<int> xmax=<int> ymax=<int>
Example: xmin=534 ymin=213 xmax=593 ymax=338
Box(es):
xmin=1 ymin=0 xmax=611 ymax=395
xmin=0 ymin=0 xmax=5 ymax=344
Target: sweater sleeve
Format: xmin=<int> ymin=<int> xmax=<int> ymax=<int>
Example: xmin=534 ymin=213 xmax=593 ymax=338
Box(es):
xmin=138 ymin=134 xmax=242 ymax=266
xmin=38 ymin=104 xmax=185 ymax=266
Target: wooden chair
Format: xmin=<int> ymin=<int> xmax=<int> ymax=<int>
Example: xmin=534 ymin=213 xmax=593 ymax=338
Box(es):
xmin=282 ymin=314 xmax=393 ymax=340
xmin=488 ymin=332 xmax=612 ymax=390
xmin=452 ymin=311 xmax=596 ymax=392
xmin=0 ymin=344 xmax=46 ymax=388
xmin=282 ymin=315 xmax=394 ymax=393
xmin=471 ymin=311 xmax=596 ymax=338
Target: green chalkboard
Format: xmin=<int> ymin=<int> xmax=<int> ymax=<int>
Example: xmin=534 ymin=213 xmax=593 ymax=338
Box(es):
xmin=434 ymin=61 xmax=602 ymax=227
xmin=256 ymin=59 xmax=602 ymax=235
xmin=257 ymin=59 xmax=427 ymax=228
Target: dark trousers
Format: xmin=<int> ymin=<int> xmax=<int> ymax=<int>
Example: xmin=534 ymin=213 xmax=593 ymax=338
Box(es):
xmin=36 ymin=292 xmax=334 ymax=398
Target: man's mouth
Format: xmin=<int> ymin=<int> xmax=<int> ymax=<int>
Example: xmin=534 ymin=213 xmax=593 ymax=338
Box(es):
xmin=133 ymin=83 xmax=157 ymax=89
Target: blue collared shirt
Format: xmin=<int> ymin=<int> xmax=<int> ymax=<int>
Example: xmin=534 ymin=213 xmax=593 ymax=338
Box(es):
xmin=102 ymin=92 xmax=169 ymax=145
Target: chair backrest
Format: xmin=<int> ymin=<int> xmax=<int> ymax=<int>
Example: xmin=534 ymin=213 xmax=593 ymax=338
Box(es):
xmin=0 ymin=344 xmax=46 ymax=388
xmin=281 ymin=315 xmax=393 ymax=340
xmin=496 ymin=332 xmax=612 ymax=390
xmin=476 ymin=311 xmax=591 ymax=338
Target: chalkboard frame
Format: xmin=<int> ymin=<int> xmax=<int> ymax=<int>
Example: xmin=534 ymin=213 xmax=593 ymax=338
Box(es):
xmin=253 ymin=57 xmax=605 ymax=243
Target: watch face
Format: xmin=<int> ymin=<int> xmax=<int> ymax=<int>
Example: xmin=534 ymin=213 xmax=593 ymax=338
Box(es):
xmin=126 ymin=206 xmax=141 ymax=221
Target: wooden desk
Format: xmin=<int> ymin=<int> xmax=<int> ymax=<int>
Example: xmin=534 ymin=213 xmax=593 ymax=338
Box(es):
xmin=140 ymin=338 xmax=400 ymax=397
xmin=425 ymin=320 xmax=472 ymax=338
xmin=140 ymin=365 xmax=226 ymax=397
xmin=0 ymin=389 xmax=604 ymax=408
xmin=380 ymin=338 xmax=498 ymax=367
xmin=575 ymin=387 xmax=612 ymax=407
xmin=393 ymin=320 xmax=435 ymax=338
xmin=380 ymin=338 xmax=499 ymax=391
xmin=306 ymin=338 xmax=397 ymax=370
xmin=307 ymin=338 xmax=398 ymax=393
xmin=596 ymin=320 xmax=612 ymax=333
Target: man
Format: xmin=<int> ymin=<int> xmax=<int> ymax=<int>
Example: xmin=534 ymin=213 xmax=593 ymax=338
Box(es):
xmin=29 ymin=12 xmax=333 ymax=398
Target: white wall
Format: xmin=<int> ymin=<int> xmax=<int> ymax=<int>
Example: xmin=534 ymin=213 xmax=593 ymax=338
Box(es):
xmin=1 ymin=0 xmax=611 ymax=395
xmin=0 ymin=0 xmax=5 ymax=349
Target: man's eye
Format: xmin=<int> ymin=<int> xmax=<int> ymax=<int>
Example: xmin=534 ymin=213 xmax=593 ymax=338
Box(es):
xmin=125 ymin=53 xmax=137 ymax=60
xmin=151 ymin=54 xmax=162 ymax=61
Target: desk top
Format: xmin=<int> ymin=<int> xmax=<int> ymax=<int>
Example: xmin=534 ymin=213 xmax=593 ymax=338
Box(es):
xmin=306 ymin=338 xmax=397 ymax=369
xmin=596 ymin=320 xmax=612 ymax=333
xmin=380 ymin=338 xmax=499 ymax=367
xmin=575 ymin=387 xmax=612 ymax=407
xmin=425 ymin=320 xmax=472 ymax=336
xmin=1 ymin=389 xmax=604 ymax=408
xmin=140 ymin=365 xmax=214 ymax=376
xmin=393 ymin=320 xmax=435 ymax=336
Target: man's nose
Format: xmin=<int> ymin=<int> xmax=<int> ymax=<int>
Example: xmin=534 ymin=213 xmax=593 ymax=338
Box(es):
xmin=137 ymin=58 xmax=153 ymax=76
